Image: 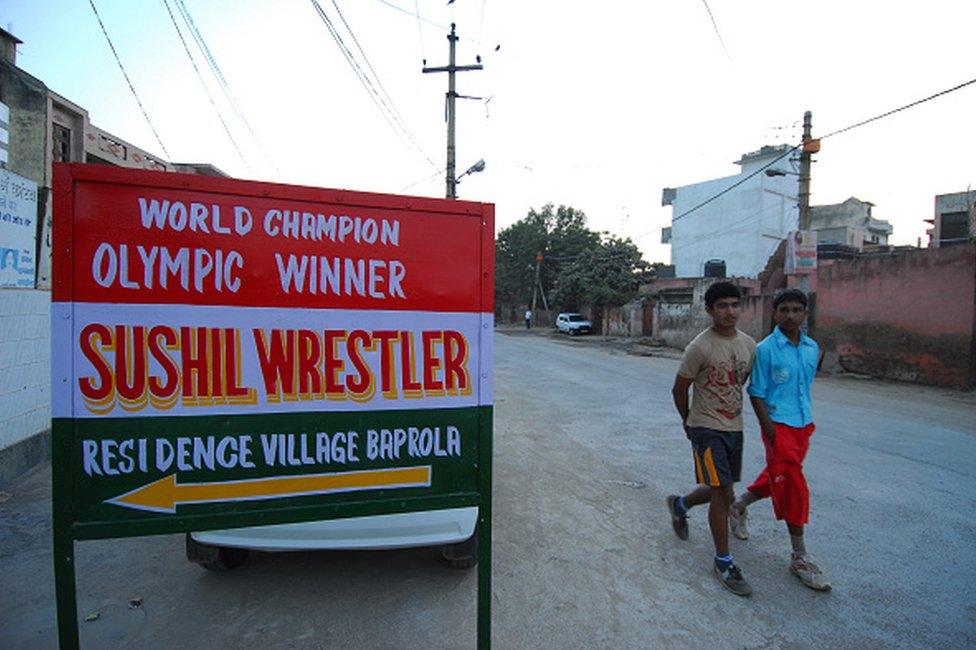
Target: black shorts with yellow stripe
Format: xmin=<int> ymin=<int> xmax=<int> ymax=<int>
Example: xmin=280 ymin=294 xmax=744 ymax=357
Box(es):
xmin=688 ymin=427 xmax=743 ymax=487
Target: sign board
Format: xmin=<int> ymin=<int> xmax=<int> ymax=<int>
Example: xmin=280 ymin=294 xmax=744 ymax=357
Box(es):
xmin=51 ymin=164 xmax=494 ymax=648
xmin=0 ymin=167 xmax=38 ymax=287
xmin=785 ymin=229 xmax=817 ymax=275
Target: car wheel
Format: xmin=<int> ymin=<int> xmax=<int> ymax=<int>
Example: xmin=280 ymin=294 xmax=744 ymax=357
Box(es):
xmin=185 ymin=533 xmax=250 ymax=571
xmin=441 ymin=530 xmax=477 ymax=569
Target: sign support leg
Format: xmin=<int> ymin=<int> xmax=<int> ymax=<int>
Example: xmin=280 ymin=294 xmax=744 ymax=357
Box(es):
xmin=53 ymin=520 xmax=79 ymax=649
xmin=476 ymin=411 xmax=493 ymax=649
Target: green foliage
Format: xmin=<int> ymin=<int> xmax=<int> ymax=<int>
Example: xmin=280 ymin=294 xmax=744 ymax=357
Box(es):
xmin=495 ymin=204 xmax=650 ymax=313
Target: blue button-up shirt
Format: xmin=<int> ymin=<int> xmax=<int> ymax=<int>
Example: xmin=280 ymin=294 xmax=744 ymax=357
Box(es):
xmin=747 ymin=326 xmax=819 ymax=427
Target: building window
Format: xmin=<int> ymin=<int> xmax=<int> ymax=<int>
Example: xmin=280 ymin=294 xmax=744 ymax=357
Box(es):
xmin=940 ymin=211 xmax=970 ymax=245
xmin=53 ymin=123 xmax=71 ymax=162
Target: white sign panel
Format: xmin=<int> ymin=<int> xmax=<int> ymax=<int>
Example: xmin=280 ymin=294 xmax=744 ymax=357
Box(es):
xmin=0 ymin=168 xmax=39 ymax=287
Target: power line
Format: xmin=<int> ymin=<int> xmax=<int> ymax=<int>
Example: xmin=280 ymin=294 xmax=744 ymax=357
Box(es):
xmin=649 ymin=74 xmax=976 ymax=241
xmin=87 ymin=0 xmax=170 ymax=158
xmin=375 ymin=0 xmax=450 ymax=31
xmin=401 ymin=167 xmax=446 ymax=191
xmin=671 ymin=145 xmax=800 ymax=227
xmin=329 ymin=0 xmax=432 ymax=165
xmin=820 ymin=76 xmax=976 ymax=140
xmin=374 ymin=0 xmax=477 ymax=41
xmin=700 ymin=0 xmax=732 ymax=63
xmin=670 ymin=197 xmax=796 ymax=253
xmin=173 ymin=0 xmax=278 ymax=173
xmin=310 ymin=0 xmax=435 ymax=167
xmin=162 ymin=0 xmax=251 ymax=172
xmin=413 ymin=0 xmax=426 ymax=62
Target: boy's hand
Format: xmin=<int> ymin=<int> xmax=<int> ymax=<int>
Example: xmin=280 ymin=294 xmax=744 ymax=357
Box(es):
xmin=761 ymin=420 xmax=776 ymax=444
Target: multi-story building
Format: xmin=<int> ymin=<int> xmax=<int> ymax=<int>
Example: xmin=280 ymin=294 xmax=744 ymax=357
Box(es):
xmin=809 ymin=197 xmax=893 ymax=250
xmin=662 ymin=144 xmax=799 ymax=278
xmin=926 ymin=190 xmax=975 ymax=248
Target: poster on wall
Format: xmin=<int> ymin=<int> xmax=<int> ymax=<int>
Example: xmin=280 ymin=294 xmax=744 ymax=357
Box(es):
xmin=785 ymin=229 xmax=817 ymax=275
xmin=0 ymin=168 xmax=38 ymax=288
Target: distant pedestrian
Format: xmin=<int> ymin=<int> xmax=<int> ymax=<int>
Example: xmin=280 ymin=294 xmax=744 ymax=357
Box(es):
xmin=666 ymin=281 xmax=756 ymax=597
xmin=525 ymin=309 xmax=532 ymax=329
xmin=728 ymin=288 xmax=831 ymax=591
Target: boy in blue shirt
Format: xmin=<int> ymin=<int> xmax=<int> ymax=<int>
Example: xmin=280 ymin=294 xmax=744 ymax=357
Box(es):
xmin=729 ymin=289 xmax=831 ymax=591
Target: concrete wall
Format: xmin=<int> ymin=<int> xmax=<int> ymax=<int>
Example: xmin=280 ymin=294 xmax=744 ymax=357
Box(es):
xmin=602 ymin=299 xmax=650 ymax=337
xmin=0 ymin=289 xmax=50 ymax=482
xmin=816 ymin=245 xmax=976 ymax=387
xmin=667 ymin=148 xmax=798 ymax=278
xmin=641 ymin=278 xmax=765 ymax=349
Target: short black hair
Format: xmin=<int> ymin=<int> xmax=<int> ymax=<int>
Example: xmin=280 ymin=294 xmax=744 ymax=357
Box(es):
xmin=773 ymin=288 xmax=808 ymax=309
xmin=704 ymin=281 xmax=741 ymax=308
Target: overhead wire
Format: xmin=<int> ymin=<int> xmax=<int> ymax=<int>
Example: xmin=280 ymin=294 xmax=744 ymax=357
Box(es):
xmin=328 ymin=0 xmax=434 ymax=166
xmin=375 ymin=0 xmax=450 ymax=31
xmin=173 ymin=0 xmax=278 ymax=173
xmin=640 ymin=74 xmax=976 ymax=243
xmin=87 ymin=0 xmax=170 ymax=158
xmin=373 ymin=0 xmax=477 ymax=41
xmin=162 ymin=0 xmax=251 ymax=172
xmin=413 ymin=0 xmax=426 ymax=61
xmin=700 ymin=0 xmax=732 ymax=63
xmin=310 ymin=0 xmax=436 ymax=168
xmin=401 ymin=167 xmax=446 ymax=191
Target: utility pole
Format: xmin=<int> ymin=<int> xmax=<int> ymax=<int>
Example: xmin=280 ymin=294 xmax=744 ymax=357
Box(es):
xmin=798 ymin=110 xmax=814 ymax=231
xmin=530 ymin=253 xmax=543 ymax=324
xmin=422 ymin=24 xmax=483 ymax=199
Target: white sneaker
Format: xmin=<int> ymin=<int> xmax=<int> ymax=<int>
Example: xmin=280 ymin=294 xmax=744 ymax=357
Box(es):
xmin=729 ymin=504 xmax=749 ymax=540
xmin=790 ymin=553 xmax=831 ymax=591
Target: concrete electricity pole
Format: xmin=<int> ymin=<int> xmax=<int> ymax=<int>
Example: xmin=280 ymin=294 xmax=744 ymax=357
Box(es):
xmin=798 ymin=110 xmax=814 ymax=231
xmin=422 ymin=24 xmax=483 ymax=199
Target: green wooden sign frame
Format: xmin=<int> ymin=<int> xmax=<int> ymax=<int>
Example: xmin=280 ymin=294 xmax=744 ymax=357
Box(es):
xmin=51 ymin=164 xmax=494 ymax=648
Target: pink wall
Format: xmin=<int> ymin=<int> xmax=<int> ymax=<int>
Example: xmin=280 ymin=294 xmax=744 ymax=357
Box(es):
xmin=816 ymin=245 xmax=976 ymax=387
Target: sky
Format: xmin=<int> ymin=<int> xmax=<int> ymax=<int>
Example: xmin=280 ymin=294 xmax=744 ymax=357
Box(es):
xmin=4 ymin=1 xmax=975 ymax=263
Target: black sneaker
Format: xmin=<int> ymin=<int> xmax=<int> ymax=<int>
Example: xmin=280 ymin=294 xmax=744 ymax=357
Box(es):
xmin=666 ymin=495 xmax=689 ymax=540
xmin=713 ymin=562 xmax=753 ymax=597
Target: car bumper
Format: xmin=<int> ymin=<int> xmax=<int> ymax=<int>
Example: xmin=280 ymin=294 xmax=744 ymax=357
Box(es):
xmin=190 ymin=506 xmax=478 ymax=552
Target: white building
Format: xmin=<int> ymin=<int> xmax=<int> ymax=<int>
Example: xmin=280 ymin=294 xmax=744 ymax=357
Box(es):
xmin=662 ymin=144 xmax=799 ymax=278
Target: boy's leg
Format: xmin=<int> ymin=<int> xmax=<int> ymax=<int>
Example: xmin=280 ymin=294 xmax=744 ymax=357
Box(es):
xmin=729 ymin=465 xmax=772 ymax=540
xmin=769 ymin=423 xmax=830 ymax=590
xmin=666 ymin=482 xmax=711 ymax=541
xmin=708 ymin=484 xmax=733 ymax=557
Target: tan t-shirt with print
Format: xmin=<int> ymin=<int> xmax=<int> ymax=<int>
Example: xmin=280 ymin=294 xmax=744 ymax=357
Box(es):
xmin=678 ymin=328 xmax=756 ymax=432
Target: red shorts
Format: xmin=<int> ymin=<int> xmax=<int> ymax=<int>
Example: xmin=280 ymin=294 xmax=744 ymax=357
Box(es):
xmin=746 ymin=422 xmax=815 ymax=526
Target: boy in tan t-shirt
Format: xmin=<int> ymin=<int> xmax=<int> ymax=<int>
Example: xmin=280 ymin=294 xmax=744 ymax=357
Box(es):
xmin=666 ymin=281 xmax=756 ymax=596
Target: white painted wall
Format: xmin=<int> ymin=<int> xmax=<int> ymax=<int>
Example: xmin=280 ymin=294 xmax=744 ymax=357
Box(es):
xmin=668 ymin=153 xmax=799 ymax=277
xmin=0 ymin=289 xmax=50 ymax=450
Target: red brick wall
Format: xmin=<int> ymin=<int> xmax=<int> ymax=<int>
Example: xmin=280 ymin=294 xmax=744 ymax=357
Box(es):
xmin=816 ymin=245 xmax=976 ymax=387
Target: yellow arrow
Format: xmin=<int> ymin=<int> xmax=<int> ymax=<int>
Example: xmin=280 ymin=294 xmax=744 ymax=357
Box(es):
xmin=106 ymin=466 xmax=432 ymax=513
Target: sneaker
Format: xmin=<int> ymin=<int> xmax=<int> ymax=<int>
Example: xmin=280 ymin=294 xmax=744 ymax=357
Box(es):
xmin=729 ymin=503 xmax=749 ymax=540
xmin=790 ymin=554 xmax=832 ymax=591
xmin=666 ymin=495 xmax=689 ymax=540
xmin=713 ymin=562 xmax=753 ymax=597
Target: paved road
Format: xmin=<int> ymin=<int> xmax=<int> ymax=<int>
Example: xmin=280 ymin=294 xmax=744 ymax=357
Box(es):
xmin=2 ymin=331 xmax=975 ymax=648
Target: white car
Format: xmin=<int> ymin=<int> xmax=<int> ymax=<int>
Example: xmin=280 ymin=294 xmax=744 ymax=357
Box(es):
xmin=186 ymin=507 xmax=479 ymax=570
xmin=555 ymin=312 xmax=592 ymax=335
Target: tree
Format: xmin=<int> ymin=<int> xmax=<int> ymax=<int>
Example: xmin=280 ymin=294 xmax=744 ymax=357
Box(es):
xmin=494 ymin=209 xmax=548 ymax=316
xmin=495 ymin=204 xmax=650 ymax=318
xmin=551 ymin=235 xmax=649 ymax=310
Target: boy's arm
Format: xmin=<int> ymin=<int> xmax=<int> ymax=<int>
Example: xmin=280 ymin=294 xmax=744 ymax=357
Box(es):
xmin=672 ymin=375 xmax=694 ymax=438
xmin=746 ymin=345 xmax=775 ymax=443
xmin=749 ymin=396 xmax=777 ymax=444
